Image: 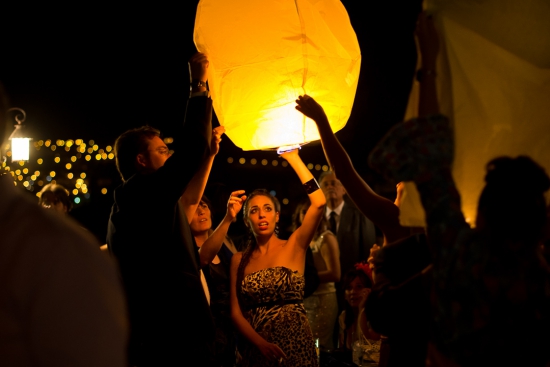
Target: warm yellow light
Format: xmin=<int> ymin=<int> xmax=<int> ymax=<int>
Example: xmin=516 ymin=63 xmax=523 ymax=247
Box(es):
xmin=71 ymin=156 xmax=77 ymax=162
xmin=322 ymin=165 xmax=329 ymax=171
xmin=23 ymin=168 xmax=28 ymax=174
xmin=76 ymin=179 xmax=84 ymax=184
xmin=75 ymin=139 xmax=83 ymax=145
xmin=31 ymin=175 xmax=37 ymax=180
xmin=101 ymin=188 xmax=108 ymax=195
xmin=37 ymin=158 xmax=43 ymax=165
xmin=66 ymin=140 xmax=74 ymax=147
xmin=38 ymin=140 xmax=44 ymax=146
xmin=56 ymin=140 xmax=65 ymax=146
xmin=93 ymin=144 xmax=99 ymax=151
xmin=68 ymin=173 xmax=74 ymax=179
xmin=315 ymin=164 xmax=321 ymax=171
xmin=65 ymin=163 xmax=72 ymax=170
xmin=95 ymin=154 xmax=101 ymax=160
xmin=164 ymin=137 xmax=174 ymax=144
xmin=17 ymin=175 xmax=23 ymax=181
xmin=307 ymin=163 xmax=314 ymax=170
xmin=75 ymin=183 xmax=81 ymax=189
xmin=271 ymin=160 xmax=278 ymax=167
xmin=34 ymin=171 xmax=40 ymax=176
xmin=51 ymin=145 xmax=56 ymax=151
xmin=11 ymin=138 xmax=30 ymax=161
xmin=108 ymin=153 xmax=115 ymax=159
xmin=106 ymin=145 xmax=112 ymax=152
xmin=87 ymin=148 xmax=93 ymax=154
xmin=80 ymin=173 xmax=86 ymax=179
xmin=251 ymin=158 xmax=257 ymax=165
xmin=45 ymin=140 xmax=51 ymax=147
xmin=227 ymin=157 xmax=234 ymax=163
xmin=82 ymin=187 xmax=88 ymax=194
xmin=239 ymin=158 xmax=246 ymax=164
xmin=261 ymin=159 xmax=268 ymax=166
xmin=23 ymin=181 xmax=29 ymax=187
xmin=64 ymin=146 xmax=70 ymax=152
xmin=85 ymin=155 xmax=91 ymax=161
xmin=73 ymin=189 xmax=79 ymax=195
xmin=89 ymin=140 xmax=95 ymax=146
xmin=194 ymin=0 xmax=361 ymax=150
xmin=15 ymin=169 xmax=21 ymax=175
xmin=54 ymin=157 xmax=60 ymax=163
xmin=18 ymin=161 xmax=24 ymax=167
xmin=282 ymin=198 xmax=289 ymax=205
xmin=50 ymin=171 xmax=56 ymax=177
xmin=101 ymin=153 xmax=107 ymax=160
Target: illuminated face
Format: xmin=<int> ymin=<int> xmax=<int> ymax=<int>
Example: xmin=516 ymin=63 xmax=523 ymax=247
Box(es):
xmin=246 ymin=195 xmax=279 ymax=236
xmin=190 ymin=200 xmax=212 ymax=235
xmin=320 ymin=173 xmax=346 ymax=202
xmin=344 ymin=276 xmax=370 ymax=308
xmin=139 ymin=136 xmax=171 ymax=172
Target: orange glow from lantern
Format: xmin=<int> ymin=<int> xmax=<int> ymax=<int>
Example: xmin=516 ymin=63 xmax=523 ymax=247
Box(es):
xmin=194 ymin=0 xmax=361 ymax=151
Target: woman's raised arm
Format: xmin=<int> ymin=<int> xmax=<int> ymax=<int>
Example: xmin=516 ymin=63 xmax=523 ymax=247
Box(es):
xmin=198 ymin=190 xmax=246 ymax=267
xmin=280 ymin=149 xmax=326 ymax=250
xmin=181 ymin=126 xmax=225 ymax=222
xmin=295 ymin=96 xmax=408 ymax=244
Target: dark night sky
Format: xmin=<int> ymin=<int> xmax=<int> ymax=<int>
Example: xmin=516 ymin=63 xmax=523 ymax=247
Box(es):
xmin=0 ymin=1 xmax=421 ymax=240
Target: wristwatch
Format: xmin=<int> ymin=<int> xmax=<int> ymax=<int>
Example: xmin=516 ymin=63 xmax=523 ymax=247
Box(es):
xmin=190 ymin=79 xmax=207 ymax=89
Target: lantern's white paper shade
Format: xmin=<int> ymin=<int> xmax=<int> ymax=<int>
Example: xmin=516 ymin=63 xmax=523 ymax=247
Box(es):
xmin=194 ymin=0 xmax=361 ymax=151
xmin=11 ymin=138 xmax=30 ymax=161
xmin=399 ymin=0 xmax=550 ymax=227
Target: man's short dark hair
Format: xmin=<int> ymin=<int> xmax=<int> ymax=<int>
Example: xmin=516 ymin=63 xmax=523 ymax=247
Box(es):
xmin=114 ymin=126 xmax=160 ymax=182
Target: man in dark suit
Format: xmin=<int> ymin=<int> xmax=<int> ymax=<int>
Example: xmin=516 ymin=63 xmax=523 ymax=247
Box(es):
xmin=107 ymin=53 xmax=216 ymax=366
xmin=319 ymin=171 xmax=377 ymax=276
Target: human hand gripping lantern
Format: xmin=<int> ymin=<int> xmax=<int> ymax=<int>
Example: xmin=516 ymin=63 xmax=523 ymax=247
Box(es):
xmin=193 ymin=0 xmax=361 ymax=151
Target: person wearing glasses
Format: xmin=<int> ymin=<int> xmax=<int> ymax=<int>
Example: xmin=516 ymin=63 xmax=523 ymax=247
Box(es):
xmin=107 ymin=53 xmax=220 ymax=366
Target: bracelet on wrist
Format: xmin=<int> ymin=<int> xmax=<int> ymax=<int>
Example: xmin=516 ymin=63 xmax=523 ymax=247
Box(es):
xmin=190 ymin=79 xmax=208 ymax=90
xmin=303 ymin=178 xmax=320 ymax=194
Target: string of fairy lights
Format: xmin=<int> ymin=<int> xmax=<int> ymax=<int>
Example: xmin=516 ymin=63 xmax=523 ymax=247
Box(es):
xmin=1 ymin=137 xmax=330 ymax=208
xmin=1 ymin=138 xmax=116 ymax=205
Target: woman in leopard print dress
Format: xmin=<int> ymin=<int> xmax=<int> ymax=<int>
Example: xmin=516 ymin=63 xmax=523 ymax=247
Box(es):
xmin=230 ymin=148 xmax=325 ymax=366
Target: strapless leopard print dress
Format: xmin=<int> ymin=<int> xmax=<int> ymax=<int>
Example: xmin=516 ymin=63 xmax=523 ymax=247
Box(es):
xmin=240 ymin=266 xmax=318 ymax=367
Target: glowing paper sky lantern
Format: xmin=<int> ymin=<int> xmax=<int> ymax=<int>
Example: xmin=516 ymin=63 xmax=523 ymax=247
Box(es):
xmin=194 ymin=0 xmax=361 ymax=151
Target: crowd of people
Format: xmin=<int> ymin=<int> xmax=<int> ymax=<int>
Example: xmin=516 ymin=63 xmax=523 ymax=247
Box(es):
xmin=1 ymin=11 xmax=550 ymax=367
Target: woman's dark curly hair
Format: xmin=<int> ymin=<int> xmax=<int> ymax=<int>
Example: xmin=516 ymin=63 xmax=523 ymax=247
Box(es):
xmin=477 ymin=155 xmax=550 ymax=244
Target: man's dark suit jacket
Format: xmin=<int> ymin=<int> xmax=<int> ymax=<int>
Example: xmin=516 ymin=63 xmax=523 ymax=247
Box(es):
xmin=107 ymin=96 xmax=215 ymax=366
xmin=337 ymin=200 xmax=377 ymax=276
